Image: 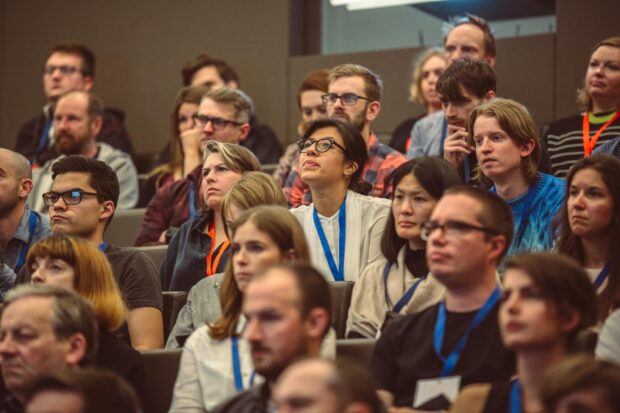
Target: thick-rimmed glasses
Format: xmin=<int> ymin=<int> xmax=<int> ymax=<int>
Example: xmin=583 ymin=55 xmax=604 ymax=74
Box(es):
xmin=421 ymin=219 xmax=498 ymax=241
xmin=297 ymin=137 xmax=346 ymax=153
xmin=192 ymin=115 xmax=243 ymax=130
xmin=43 ymin=65 xmax=82 ymax=76
xmin=42 ymin=190 xmax=99 ymax=207
xmin=321 ymin=93 xmax=371 ymax=106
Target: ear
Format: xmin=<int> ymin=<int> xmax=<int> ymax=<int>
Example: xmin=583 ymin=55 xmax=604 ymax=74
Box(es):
xmin=365 ymin=101 xmax=381 ymax=122
xmin=520 ymin=138 xmax=536 ymax=158
xmin=282 ymin=249 xmax=296 ymax=262
xmin=99 ymin=199 xmax=115 ymax=222
xmin=561 ymin=309 xmax=581 ymax=334
xmin=484 ymin=90 xmax=496 ymax=101
xmin=487 ymin=234 xmax=507 ymax=262
xmin=18 ymin=178 xmax=33 ymax=199
xmin=64 ymin=333 xmax=88 ymax=367
xmin=237 ymin=123 xmax=251 ymax=141
xmin=485 ymin=55 xmax=497 ymax=68
xmin=304 ymin=307 xmax=331 ymax=340
xmin=226 ymin=80 xmax=239 ymax=90
xmin=90 ymin=115 xmax=103 ymax=138
xmin=82 ymin=76 xmax=94 ymax=92
xmin=344 ymin=160 xmax=359 ymax=180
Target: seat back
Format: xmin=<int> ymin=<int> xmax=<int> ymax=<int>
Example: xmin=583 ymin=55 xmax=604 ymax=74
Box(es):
xmin=162 ymin=291 xmax=189 ymax=341
xmin=136 ymin=245 xmax=168 ymax=271
xmin=336 ymin=338 xmax=375 ymax=366
xmin=329 ymin=281 xmax=355 ymax=339
xmin=105 ymin=208 xmax=146 ymax=247
xmin=141 ymin=349 xmax=182 ymax=413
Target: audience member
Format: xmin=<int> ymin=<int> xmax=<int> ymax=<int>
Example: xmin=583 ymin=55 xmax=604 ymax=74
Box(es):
xmin=29 ymin=91 xmax=138 ymax=211
xmin=166 ymin=172 xmax=287 ymax=348
xmin=22 ymin=156 xmax=163 ymax=349
xmin=0 ymin=284 xmax=98 ymax=413
xmin=28 ymin=234 xmax=145 ymax=401
xmin=273 ymin=69 xmax=329 ymax=186
xmin=544 ymin=36 xmax=620 ymax=178
xmin=139 ymin=85 xmax=210 ymax=207
xmin=14 ymin=43 xmax=134 ymax=167
xmin=541 ymin=355 xmax=620 ymax=413
xmin=372 ymin=186 xmax=514 ymax=411
xmin=159 ymin=141 xmax=260 ymax=292
xmin=596 ymin=308 xmax=620 ymax=364
xmin=178 ymin=53 xmax=282 ymax=164
xmin=290 ymin=119 xmax=390 ymax=282
xmin=389 ymin=48 xmax=447 ymax=154
xmin=135 ymin=87 xmax=254 ymax=246
xmin=285 ymin=64 xmax=406 ymax=207
xmin=273 ymin=358 xmax=387 ymax=413
xmin=212 ymin=262 xmax=332 ymax=413
xmin=346 ymin=157 xmax=461 ymax=338
xmin=451 ymin=253 xmax=597 ymax=413
xmin=0 ymin=149 xmax=51 ymax=295
xmin=469 ymin=98 xmax=564 ymax=258
xmin=556 ymin=154 xmax=620 ymax=321
xmin=25 ymin=369 xmax=140 ymax=413
xmin=168 ymin=214 xmax=310 ymax=411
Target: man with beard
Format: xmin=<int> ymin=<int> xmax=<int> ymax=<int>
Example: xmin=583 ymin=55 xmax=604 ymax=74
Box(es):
xmin=28 ymin=91 xmax=138 ymax=212
xmin=0 ymin=150 xmax=51 ymax=297
xmin=213 ymin=263 xmax=332 ymax=413
xmin=284 ymin=64 xmax=406 ymax=207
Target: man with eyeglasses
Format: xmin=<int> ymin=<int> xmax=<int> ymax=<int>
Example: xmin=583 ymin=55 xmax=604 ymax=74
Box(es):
xmin=284 ymin=63 xmax=406 ymax=207
xmin=28 ymin=90 xmax=138 ymax=213
xmin=14 ymin=43 xmax=134 ymax=167
xmin=135 ymin=87 xmax=252 ymax=246
xmin=372 ymin=186 xmax=515 ymax=412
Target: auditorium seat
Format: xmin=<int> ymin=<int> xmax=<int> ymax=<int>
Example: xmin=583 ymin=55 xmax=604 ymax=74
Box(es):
xmin=141 ymin=348 xmax=182 ymax=413
xmin=105 ymin=208 xmax=146 ymax=247
xmin=162 ymin=291 xmax=188 ymax=341
xmin=329 ymin=281 xmax=355 ymax=339
xmin=336 ymin=338 xmax=375 ymax=366
xmin=137 ymin=245 xmax=168 ymax=271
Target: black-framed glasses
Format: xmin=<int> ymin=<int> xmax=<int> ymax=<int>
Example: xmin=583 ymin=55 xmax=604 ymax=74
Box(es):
xmin=321 ymin=93 xmax=371 ymax=106
xmin=43 ymin=65 xmax=82 ymax=76
xmin=297 ymin=137 xmax=347 ymax=154
xmin=192 ymin=114 xmax=243 ymax=130
xmin=420 ymin=219 xmax=498 ymax=241
xmin=42 ymin=190 xmax=99 ymax=207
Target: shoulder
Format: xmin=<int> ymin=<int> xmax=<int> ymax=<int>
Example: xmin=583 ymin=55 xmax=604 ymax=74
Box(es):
xmin=546 ymin=114 xmax=583 ymax=135
xmin=381 ymin=303 xmax=438 ymax=339
xmin=289 ymin=204 xmax=311 ymax=218
xmin=106 ymin=245 xmax=156 ymax=270
xmin=98 ymin=143 xmax=134 ymax=163
xmin=184 ymin=324 xmax=213 ymax=349
xmin=190 ymin=273 xmax=224 ymax=296
xmin=212 ymin=385 xmax=267 ymax=413
xmin=348 ymin=191 xmax=391 ymax=212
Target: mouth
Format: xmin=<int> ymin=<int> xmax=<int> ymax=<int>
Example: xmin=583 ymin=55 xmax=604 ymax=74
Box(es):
xmin=302 ymin=160 xmax=320 ymax=168
xmin=428 ymin=251 xmax=449 ymax=263
xmin=50 ymin=215 xmax=68 ymax=224
xmin=505 ymin=321 xmax=524 ymax=333
xmin=446 ymin=119 xmax=465 ymax=128
xmin=481 ymin=158 xmax=497 ymax=167
xmin=206 ymin=188 xmax=219 ymax=194
xmin=398 ymin=221 xmax=417 ymax=228
xmin=590 ymin=81 xmax=606 ymax=88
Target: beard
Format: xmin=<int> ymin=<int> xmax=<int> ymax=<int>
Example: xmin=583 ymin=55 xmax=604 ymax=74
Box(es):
xmin=54 ymin=132 xmax=88 ymax=155
xmin=330 ymin=104 xmax=367 ymax=132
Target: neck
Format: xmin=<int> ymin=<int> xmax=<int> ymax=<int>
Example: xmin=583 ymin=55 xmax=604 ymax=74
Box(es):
xmin=312 ymin=182 xmax=348 ymax=217
xmin=0 ymin=205 xmax=26 ymax=249
xmin=408 ymin=238 xmax=425 ymax=251
xmin=444 ymin=268 xmax=497 ymax=312
xmin=580 ymin=235 xmax=610 ymax=268
xmin=591 ymin=98 xmax=619 ymax=115
xmin=493 ymin=171 xmax=530 ymax=201
xmin=82 ymin=142 xmax=98 ymax=158
xmin=87 ymin=228 xmax=105 ymax=246
xmin=517 ymin=343 xmax=566 ymax=412
xmin=361 ymin=123 xmax=371 ymax=143
xmin=426 ymin=102 xmax=441 ymax=115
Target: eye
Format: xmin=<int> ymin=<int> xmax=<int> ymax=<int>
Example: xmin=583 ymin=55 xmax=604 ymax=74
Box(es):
xmin=202 ymin=169 xmax=211 ymax=178
xmin=302 ymin=109 xmax=313 ymax=117
xmin=393 ymin=193 xmax=404 ymax=201
xmin=414 ymin=196 xmax=426 ymax=203
xmin=445 ymin=45 xmax=456 ymax=52
xmin=216 ymin=165 xmax=230 ymax=173
xmin=491 ymin=134 xmax=505 ymax=142
xmin=473 ymin=136 xmax=484 ymax=146
xmin=231 ymin=243 xmax=241 ymax=254
xmin=585 ymin=188 xmax=604 ymax=198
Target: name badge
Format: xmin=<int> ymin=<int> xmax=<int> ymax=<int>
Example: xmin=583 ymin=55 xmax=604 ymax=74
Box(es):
xmin=413 ymin=375 xmax=461 ymax=408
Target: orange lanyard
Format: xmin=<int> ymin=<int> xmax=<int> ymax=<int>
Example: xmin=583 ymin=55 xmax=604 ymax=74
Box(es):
xmin=582 ymin=112 xmax=620 ymax=156
xmin=205 ymin=221 xmax=230 ymax=277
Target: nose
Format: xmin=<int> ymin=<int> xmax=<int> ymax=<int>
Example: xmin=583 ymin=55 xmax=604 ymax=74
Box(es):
xmin=399 ymin=198 xmax=414 ymax=215
xmin=503 ymin=292 xmax=520 ymax=315
xmin=31 ymin=268 xmax=45 ymax=284
xmin=571 ymin=192 xmax=586 ymax=209
xmin=479 ymin=137 xmax=493 ymax=153
xmin=244 ymin=318 xmax=263 ymax=342
xmin=202 ymin=119 xmax=214 ymax=134
xmin=233 ymin=247 xmax=248 ymax=267
xmin=0 ymin=335 xmax=16 ymax=357
xmin=444 ymin=103 xmax=456 ymax=118
xmin=451 ymin=47 xmax=464 ymax=62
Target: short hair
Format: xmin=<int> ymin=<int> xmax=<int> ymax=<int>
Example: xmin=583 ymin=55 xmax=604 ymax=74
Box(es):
xmin=578 ymin=36 xmax=620 ymax=111
xmin=297 ymin=69 xmax=330 ymax=109
xmin=505 ymin=253 xmax=597 ymax=345
xmin=443 ymin=185 xmax=514 ymax=260
xmin=25 ymin=369 xmax=140 ymax=413
xmin=442 ymin=14 xmax=496 ymax=58
xmin=436 ymin=59 xmax=497 ymax=102
xmin=3 ymin=284 xmax=99 ymax=366
xmin=48 ymin=43 xmax=96 ymax=78
xmin=300 ymin=118 xmax=372 ymax=196
xmin=328 ymin=358 xmax=387 ymax=413
xmin=329 ymin=64 xmax=383 ymax=102
xmin=209 ymin=206 xmax=310 ymax=340
xmin=556 ymin=154 xmax=620 ymax=320
xmin=203 ymin=140 xmax=261 ymax=172
xmin=0 ymin=148 xmax=32 ymax=181
xmin=201 ymin=87 xmax=253 ymax=123
xmin=181 ymin=53 xmax=239 ymax=87
xmin=381 ymin=157 xmax=462 ymax=264
xmin=468 ymin=98 xmax=541 ymax=185
xmin=541 ymin=355 xmax=620 ymax=412
xmin=26 ymin=234 xmax=126 ymax=332
xmin=57 ymin=90 xmax=104 ymax=121
xmin=409 ymin=48 xmax=446 ymax=104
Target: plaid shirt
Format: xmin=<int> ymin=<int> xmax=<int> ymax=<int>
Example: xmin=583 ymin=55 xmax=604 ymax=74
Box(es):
xmin=284 ymin=132 xmax=406 ymax=207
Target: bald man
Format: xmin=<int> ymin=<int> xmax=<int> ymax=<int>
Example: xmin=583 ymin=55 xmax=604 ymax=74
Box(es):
xmin=0 ymin=149 xmax=51 ymax=296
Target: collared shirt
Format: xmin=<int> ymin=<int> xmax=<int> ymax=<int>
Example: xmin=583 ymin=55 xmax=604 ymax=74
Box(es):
xmin=283 ymin=132 xmax=406 ymax=207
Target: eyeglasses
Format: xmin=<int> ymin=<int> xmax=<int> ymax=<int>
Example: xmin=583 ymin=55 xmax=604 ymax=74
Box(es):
xmin=297 ymin=137 xmax=347 ymax=153
xmin=192 ymin=115 xmax=243 ymax=131
xmin=321 ymin=93 xmax=371 ymax=106
xmin=420 ymin=219 xmax=498 ymax=241
xmin=43 ymin=65 xmax=82 ymax=76
xmin=42 ymin=190 xmax=100 ymax=207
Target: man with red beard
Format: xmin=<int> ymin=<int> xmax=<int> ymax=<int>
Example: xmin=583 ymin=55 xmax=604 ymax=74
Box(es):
xmin=28 ymin=91 xmax=138 ymax=212
xmin=284 ymin=64 xmax=406 ymax=207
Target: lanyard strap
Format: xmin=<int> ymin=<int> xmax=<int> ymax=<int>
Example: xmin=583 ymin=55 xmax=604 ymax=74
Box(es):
xmin=312 ymin=198 xmax=346 ymax=282
xmin=594 ymin=264 xmax=610 ymax=289
xmin=205 ymin=220 xmax=229 ymax=277
xmin=582 ymin=112 xmax=620 ymax=156
xmin=382 ymin=262 xmax=426 ymax=313
xmin=188 ymin=182 xmax=198 ymax=219
xmin=231 ymin=336 xmax=255 ymax=393
xmin=36 ymin=116 xmax=53 ymax=155
xmin=438 ymin=118 xmax=448 ymax=158
xmin=509 ymin=379 xmax=521 ymax=413
xmin=14 ymin=212 xmax=38 ymax=274
xmin=98 ymin=242 xmax=108 ymax=253
xmin=433 ymin=287 xmax=501 ymax=377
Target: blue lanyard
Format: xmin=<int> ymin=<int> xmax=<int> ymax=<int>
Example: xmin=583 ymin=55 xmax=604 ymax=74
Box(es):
xmin=36 ymin=116 xmax=53 ymax=155
xmin=98 ymin=242 xmax=108 ymax=253
xmin=14 ymin=212 xmax=38 ymax=274
xmin=438 ymin=118 xmax=448 ymax=157
xmin=491 ymin=185 xmax=536 ymax=249
xmin=188 ymin=182 xmax=198 ymax=219
xmin=594 ymin=264 xmax=610 ymax=289
xmin=509 ymin=379 xmax=521 ymax=413
xmin=433 ymin=287 xmax=501 ymax=377
xmin=312 ymin=198 xmax=346 ymax=282
xmin=231 ymin=336 xmax=255 ymax=393
xmin=382 ymin=262 xmax=426 ymax=313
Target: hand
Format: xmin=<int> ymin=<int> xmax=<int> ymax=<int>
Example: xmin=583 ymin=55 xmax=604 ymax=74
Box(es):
xmin=180 ymin=127 xmax=201 ymax=154
xmin=443 ymin=125 xmax=471 ymax=169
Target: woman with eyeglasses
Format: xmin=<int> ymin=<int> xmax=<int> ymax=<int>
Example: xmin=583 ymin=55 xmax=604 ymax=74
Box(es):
xmin=556 ymin=154 xmax=620 ymax=321
xmin=160 ymin=141 xmax=261 ymax=292
xmin=450 ymin=252 xmax=597 ymax=413
xmin=346 ymin=157 xmax=460 ymax=339
xmin=290 ymin=118 xmax=390 ymax=282
xmin=469 ymin=98 xmax=564 ymax=258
